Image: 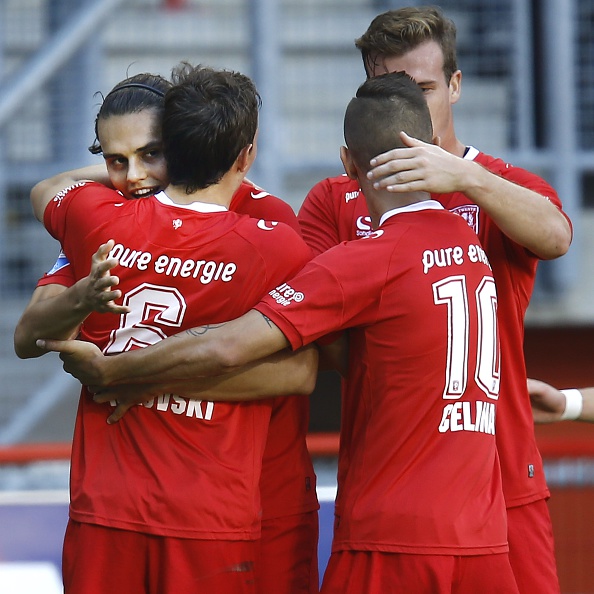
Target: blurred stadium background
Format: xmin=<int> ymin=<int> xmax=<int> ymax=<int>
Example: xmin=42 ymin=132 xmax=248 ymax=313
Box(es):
xmin=1 ymin=0 xmax=594 ymax=592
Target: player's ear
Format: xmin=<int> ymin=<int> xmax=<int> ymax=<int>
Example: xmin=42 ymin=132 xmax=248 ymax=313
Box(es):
xmin=237 ymin=143 xmax=256 ymax=173
xmin=340 ymin=145 xmax=357 ymax=180
xmin=449 ymin=70 xmax=462 ymax=105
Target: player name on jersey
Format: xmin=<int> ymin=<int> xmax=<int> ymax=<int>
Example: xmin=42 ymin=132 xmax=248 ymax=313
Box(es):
xmin=438 ymin=400 xmax=496 ymax=435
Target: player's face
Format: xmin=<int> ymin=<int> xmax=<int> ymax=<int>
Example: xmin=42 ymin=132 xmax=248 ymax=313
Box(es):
xmin=369 ymin=40 xmax=461 ymax=148
xmin=98 ymin=109 xmax=169 ymax=200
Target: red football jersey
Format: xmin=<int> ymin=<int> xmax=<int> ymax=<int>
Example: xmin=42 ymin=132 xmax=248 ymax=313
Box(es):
xmin=230 ymin=180 xmax=318 ymax=519
xmin=44 ymin=182 xmax=312 ymax=539
xmin=38 ymin=179 xmax=318 ymax=522
xmin=258 ymin=201 xmax=508 ymax=554
xmin=298 ymin=148 xmax=570 ymax=509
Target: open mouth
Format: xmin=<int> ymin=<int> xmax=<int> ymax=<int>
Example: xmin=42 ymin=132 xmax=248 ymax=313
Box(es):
xmin=130 ymin=186 xmax=160 ymax=199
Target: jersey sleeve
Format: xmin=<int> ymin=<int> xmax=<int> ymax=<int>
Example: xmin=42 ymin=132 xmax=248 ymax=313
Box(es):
xmin=231 ymin=181 xmax=302 ymax=235
xmin=255 ymin=240 xmax=381 ymax=349
xmin=298 ymin=178 xmax=342 ymax=256
xmin=498 ymin=163 xmax=573 ymax=235
xmin=43 ymin=181 xmax=105 ymax=243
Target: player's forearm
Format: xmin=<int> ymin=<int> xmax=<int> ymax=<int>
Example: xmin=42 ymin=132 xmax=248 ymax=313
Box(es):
xmin=462 ymin=162 xmax=572 ymax=259
xmin=14 ymin=284 xmax=92 ymax=358
xmin=101 ymin=310 xmax=290 ymax=387
xmin=124 ymin=346 xmax=318 ymax=401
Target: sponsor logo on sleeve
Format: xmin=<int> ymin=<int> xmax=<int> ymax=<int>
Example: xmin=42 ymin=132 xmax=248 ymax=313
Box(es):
xmin=268 ymin=282 xmax=304 ymax=307
xmin=172 ymin=219 xmax=183 ymax=230
xmin=52 ymin=181 xmax=88 ymax=207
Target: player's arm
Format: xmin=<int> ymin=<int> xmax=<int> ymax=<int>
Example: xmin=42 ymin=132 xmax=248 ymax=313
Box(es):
xmin=14 ymin=241 xmax=128 ymax=359
xmin=367 ymin=132 xmax=572 ymax=260
xmin=30 ymin=164 xmax=111 ymax=222
xmin=91 ymin=345 xmax=319 ymax=423
xmin=37 ymin=309 xmax=290 ymax=387
xmin=528 ymin=378 xmax=594 ymax=423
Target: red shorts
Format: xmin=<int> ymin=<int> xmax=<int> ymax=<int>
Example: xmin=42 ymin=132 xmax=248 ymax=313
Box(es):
xmin=62 ymin=520 xmax=259 ymax=594
xmin=259 ymin=510 xmax=319 ymax=594
xmin=320 ymin=550 xmax=519 ymax=594
xmin=507 ymin=499 xmax=560 ymax=594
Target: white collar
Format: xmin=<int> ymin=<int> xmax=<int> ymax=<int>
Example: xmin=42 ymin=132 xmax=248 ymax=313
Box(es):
xmin=379 ymin=199 xmax=444 ymax=227
xmin=154 ymin=191 xmax=228 ymax=213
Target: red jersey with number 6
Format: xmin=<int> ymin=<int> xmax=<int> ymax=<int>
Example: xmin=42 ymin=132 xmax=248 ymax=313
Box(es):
xmin=43 ymin=181 xmax=312 ymax=540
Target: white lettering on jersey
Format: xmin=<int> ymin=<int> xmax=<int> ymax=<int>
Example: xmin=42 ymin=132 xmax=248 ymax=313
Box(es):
xmin=467 ymin=244 xmax=491 ymax=269
xmin=422 ymin=244 xmax=492 ymax=275
xmin=422 ymin=246 xmax=465 ymax=274
xmin=141 ymin=394 xmax=214 ymax=421
xmin=345 ymin=190 xmax=360 ymax=203
xmin=361 ymin=230 xmax=384 ymax=239
xmin=52 ymin=181 xmax=88 ymax=207
xmin=438 ymin=401 xmax=495 ymax=434
xmin=108 ymin=242 xmax=237 ymax=284
xmin=154 ymin=255 xmax=237 ymax=283
xmin=267 ymin=282 xmax=304 ymax=307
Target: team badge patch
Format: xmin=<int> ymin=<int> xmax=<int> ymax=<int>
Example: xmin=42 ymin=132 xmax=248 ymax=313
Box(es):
xmin=451 ymin=204 xmax=480 ymax=234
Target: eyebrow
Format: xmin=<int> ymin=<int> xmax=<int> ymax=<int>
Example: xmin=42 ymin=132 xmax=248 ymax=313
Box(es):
xmin=102 ymin=141 xmax=162 ymax=160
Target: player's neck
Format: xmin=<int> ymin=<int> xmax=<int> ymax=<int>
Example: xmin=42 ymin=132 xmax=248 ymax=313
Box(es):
xmin=164 ymin=174 xmax=241 ymax=209
xmin=369 ymin=191 xmax=431 ymax=227
xmin=439 ymin=133 xmax=466 ymax=158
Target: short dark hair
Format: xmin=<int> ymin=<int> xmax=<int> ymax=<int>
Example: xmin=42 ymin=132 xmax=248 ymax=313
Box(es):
xmin=355 ymin=5 xmax=458 ymax=82
xmin=89 ymin=73 xmax=172 ymax=154
xmin=163 ymin=63 xmax=261 ymax=193
xmin=344 ymin=71 xmax=433 ymax=170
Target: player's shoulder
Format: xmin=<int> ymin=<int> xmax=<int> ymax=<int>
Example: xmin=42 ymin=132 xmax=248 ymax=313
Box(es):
xmin=232 ymin=180 xmax=298 ymax=225
xmin=302 ymin=174 xmax=362 ymax=216
xmin=234 ymin=216 xmax=312 ymax=264
xmin=307 ymin=173 xmax=359 ymax=196
xmin=472 ymin=148 xmax=542 ymax=180
xmin=233 ymin=215 xmax=304 ymax=243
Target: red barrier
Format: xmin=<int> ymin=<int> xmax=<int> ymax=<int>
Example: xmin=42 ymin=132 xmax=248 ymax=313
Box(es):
xmin=0 ymin=442 xmax=71 ymax=464
xmin=0 ymin=436 xmax=339 ymax=465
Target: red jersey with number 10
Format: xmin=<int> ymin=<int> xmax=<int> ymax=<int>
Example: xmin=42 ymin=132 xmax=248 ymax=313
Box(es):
xmin=257 ymin=201 xmax=507 ymax=554
xmin=299 ymin=148 xmax=571 ymax=509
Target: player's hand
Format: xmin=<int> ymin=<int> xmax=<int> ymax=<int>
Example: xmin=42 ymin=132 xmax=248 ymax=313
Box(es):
xmin=367 ymin=132 xmax=467 ymax=194
xmin=36 ymin=338 xmax=109 ymax=386
xmin=92 ymin=384 xmax=157 ymax=424
xmin=77 ymin=240 xmax=129 ymax=315
xmin=527 ymin=378 xmax=567 ymax=423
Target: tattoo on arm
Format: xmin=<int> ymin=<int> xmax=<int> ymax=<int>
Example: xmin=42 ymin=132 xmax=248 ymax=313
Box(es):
xmin=260 ymin=314 xmax=274 ymax=329
xmin=181 ymin=323 xmax=226 ymax=338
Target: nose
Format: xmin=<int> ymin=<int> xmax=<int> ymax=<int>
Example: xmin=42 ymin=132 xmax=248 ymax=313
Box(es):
xmin=127 ymin=158 xmax=147 ymax=183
